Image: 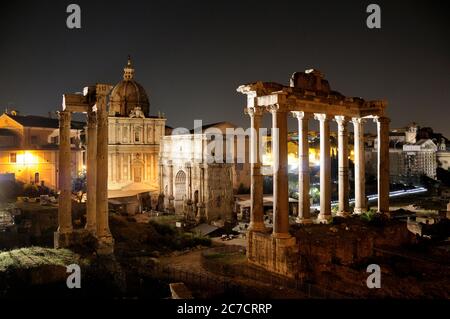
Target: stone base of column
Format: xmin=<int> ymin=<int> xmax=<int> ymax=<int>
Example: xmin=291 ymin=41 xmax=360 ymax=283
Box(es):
xmin=196 ymin=203 xmax=206 ymax=223
xmin=353 ymin=207 xmax=367 ymax=215
xmin=247 ymin=231 xmax=298 ymax=278
xmin=336 ymin=211 xmax=350 ymax=218
xmin=377 ymin=210 xmax=391 ymax=219
xmin=84 ymin=224 xmax=96 ymax=235
xmin=295 ymin=217 xmax=313 ymax=225
xmin=54 ymin=231 xmax=72 ymax=249
xmin=54 ymin=229 xmax=96 ymax=250
xmin=168 ymin=195 xmax=175 ymax=213
xmin=248 ymin=221 xmax=267 ymax=232
xmin=317 ymin=214 xmax=332 ymax=224
xmin=97 ymin=235 xmax=114 ymax=255
xmin=272 ymin=232 xmax=291 ymax=239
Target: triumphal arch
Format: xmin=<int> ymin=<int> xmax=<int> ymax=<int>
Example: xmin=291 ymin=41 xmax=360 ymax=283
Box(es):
xmin=238 ymin=69 xmax=390 ymax=276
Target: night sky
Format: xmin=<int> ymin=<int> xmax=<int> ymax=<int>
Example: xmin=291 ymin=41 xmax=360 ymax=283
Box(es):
xmin=0 ymin=0 xmax=449 ymax=136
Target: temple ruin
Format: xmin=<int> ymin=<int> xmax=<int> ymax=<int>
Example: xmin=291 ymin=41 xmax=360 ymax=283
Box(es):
xmin=54 ymin=84 xmax=114 ymax=255
xmin=237 ymin=69 xmax=390 ymax=276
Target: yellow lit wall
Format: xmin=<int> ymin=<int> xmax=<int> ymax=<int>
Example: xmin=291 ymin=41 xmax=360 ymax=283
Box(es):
xmin=0 ymin=150 xmax=83 ymax=189
xmin=262 ymin=140 xmax=354 ymax=168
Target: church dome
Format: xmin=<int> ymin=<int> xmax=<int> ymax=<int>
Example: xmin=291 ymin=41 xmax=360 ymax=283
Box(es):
xmin=109 ymin=56 xmax=150 ymax=117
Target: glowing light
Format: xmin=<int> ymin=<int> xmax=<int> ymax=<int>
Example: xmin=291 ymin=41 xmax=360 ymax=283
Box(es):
xmin=16 ymin=151 xmax=37 ymax=165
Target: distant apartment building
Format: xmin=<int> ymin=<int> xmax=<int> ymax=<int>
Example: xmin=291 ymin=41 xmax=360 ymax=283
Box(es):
xmin=367 ymin=123 xmax=438 ymax=184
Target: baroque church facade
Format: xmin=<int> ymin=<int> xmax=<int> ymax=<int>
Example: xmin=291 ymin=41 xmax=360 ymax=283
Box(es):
xmin=107 ymin=58 xmax=166 ymax=193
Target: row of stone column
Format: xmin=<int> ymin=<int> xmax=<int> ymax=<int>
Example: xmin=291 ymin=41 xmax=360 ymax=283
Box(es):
xmin=248 ymin=106 xmax=390 ymax=238
xmin=57 ymin=95 xmax=113 ymax=253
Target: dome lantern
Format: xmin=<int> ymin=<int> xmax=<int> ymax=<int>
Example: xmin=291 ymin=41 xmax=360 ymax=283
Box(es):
xmin=109 ymin=56 xmax=150 ymax=117
xmin=123 ymin=55 xmax=135 ymax=81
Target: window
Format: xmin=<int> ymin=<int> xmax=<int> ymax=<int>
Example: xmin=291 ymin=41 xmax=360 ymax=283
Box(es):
xmin=9 ymin=153 xmax=16 ymax=163
xmin=34 ymin=172 xmax=40 ymax=184
xmin=135 ymin=131 xmax=140 ymax=142
xmin=31 ymin=135 xmax=38 ymax=145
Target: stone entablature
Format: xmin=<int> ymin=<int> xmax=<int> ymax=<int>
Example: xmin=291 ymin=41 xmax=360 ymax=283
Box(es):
xmin=238 ymin=81 xmax=387 ymax=119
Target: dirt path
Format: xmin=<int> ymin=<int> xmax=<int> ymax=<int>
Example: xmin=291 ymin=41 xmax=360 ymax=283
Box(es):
xmin=160 ymin=246 xmax=307 ymax=299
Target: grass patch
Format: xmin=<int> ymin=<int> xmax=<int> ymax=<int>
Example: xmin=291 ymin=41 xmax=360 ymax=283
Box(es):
xmin=0 ymin=247 xmax=82 ymax=272
xmin=149 ymin=220 xmax=211 ymax=250
xmin=149 ymin=215 xmax=181 ymax=225
xmin=359 ymin=209 xmax=385 ymax=227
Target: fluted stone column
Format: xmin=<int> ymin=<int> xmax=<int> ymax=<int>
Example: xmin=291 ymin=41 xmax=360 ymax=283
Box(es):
xmin=159 ymin=162 xmax=164 ymax=192
xmin=186 ymin=163 xmax=193 ymax=218
xmin=196 ymin=165 xmax=205 ymax=223
xmin=376 ymin=117 xmax=390 ymax=214
xmin=316 ymin=114 xmax=332 ymax=223
xmin=293 ymin=111 xmax=311 ymax=224
xmin=248 ymin=106 xmax=266 ymax=231
xmin=335 ymin=116 xmax=350 ymax=217
xmin=352 ymin=118 xmax=366 ymax=214
xmin=85 ymin=106 xmax=97 ymax=233
xmin=96 ymin=84 xmax=114 ymax=254
xmin=57 ymin=110 xmax=73 ymax=235
xmin=270 ymin=105 xmax=290 ymax=238
xmin=168 ymin=161 xmax=175 ymax=212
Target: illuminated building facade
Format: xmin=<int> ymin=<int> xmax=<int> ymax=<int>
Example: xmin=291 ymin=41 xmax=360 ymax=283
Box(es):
xmin=159 ymin=122 xmax=239 ymax=222
xmin=107 ymin=57 xmax=166 ymax=194
xmin=0 ymin=112 xmax=84 ymax=189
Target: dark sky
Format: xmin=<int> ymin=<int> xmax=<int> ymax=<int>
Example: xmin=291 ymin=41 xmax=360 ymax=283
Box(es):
xmin=0 ymin=0 xmax=449 ymax=136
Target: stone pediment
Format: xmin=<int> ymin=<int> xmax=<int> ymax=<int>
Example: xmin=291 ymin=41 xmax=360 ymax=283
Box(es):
xmin=416 ymin=139 xmax=438 ymax=151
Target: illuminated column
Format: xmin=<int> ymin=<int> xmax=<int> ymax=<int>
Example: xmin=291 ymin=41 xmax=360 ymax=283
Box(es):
xmin=196 ymin=165 xmax=205 ymax=222
xmin=159 ymin=162 xmax=164 ymax=193
xmin=168 ymin=160 xmax=175 ymax=211
xmin=270 ymin=105 xmax=290 ymax=238
xmin=57 ymin=110 xmax=73 ymax=235
xmin=85 ymin=106 xmax=97 ymax=233
xmin=376 ymin=116 xmax=390 ymax=214
xmin=96 ymin=84 xmax=114 ymax=254
xmin=248 ymin=106 xmax=266 ymax=231
xmin=293 ymin=111 xmax=311 ymax=224
xmin=315 ymin=114 xmax=332 ymax=223
xmin=352 ymin=118 xmax=366 ymax=214
xmin=186 ymin=163 xmax=193 ymax=216
xmin=128 ymin=154 xmax=131 ymax=180
xmin=335 ymin=116 xmax=350 ymax=217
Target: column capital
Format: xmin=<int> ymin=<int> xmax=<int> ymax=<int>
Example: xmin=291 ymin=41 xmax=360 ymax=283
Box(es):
xmin=95 ymin=83 xmax=113 ymax=97
xmin=292 ymin=111 xmax=311 ymax=120
xmin=334 ymin=115 xmax=349 ymax=126
xmin=58 ymin=110 xmax=71 ymax=122
xmin=86 ymin=107 xmax=97 ymax=127
xmin=374 ymin=116 xmax=390 ymax=124
xmin=314 ymin=113 xmax=329 ymax=122
xmin=351 ymin=117 xmax=366 ymax=125
xmin=267 ymin=103 xmax=287 ymax=114
xmin=246 ymin=106 xmax=264 ymax=117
